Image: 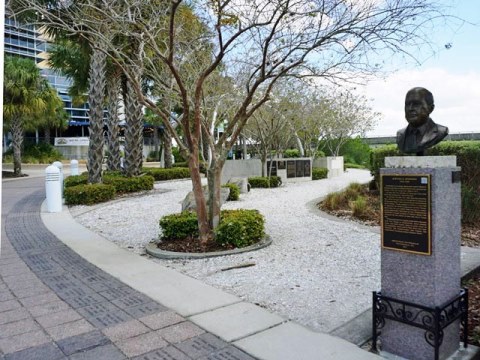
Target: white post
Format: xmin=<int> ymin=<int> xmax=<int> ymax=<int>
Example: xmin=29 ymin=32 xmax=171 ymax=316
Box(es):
xmin=45 ymin=165 xmax=62 ymax=212
xmin=70 ymin=159 xmax=79 ymax=176
xmin=52 ymin=161 xmax=64 ymax=198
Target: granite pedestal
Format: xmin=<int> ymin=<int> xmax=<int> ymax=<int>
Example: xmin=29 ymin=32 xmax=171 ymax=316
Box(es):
xmin=379 ymin=156 xmax=461 ymax=360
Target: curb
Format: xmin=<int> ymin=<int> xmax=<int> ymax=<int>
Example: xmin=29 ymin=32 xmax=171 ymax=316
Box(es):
xmin=146 ymin=235 xmax=272 ymax=259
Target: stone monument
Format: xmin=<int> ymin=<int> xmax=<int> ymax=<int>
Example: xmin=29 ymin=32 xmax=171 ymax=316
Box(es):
xmin=373 ymin=88 xmax=467 ymax=360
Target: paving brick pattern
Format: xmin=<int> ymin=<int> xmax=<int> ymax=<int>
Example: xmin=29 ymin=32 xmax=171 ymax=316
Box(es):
xmin=0 ymin=178 xmax=256 ymax=359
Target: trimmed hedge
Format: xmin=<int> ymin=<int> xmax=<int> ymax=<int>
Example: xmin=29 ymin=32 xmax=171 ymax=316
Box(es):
xmin=64 ymin=174 xmax=88 ymax=188
xmin=159 ymin=211 xmax=199 ymax=240
xmin=142 ymin=167 xmax=190 ymax=181
xmin=312 ymin=167 xmax=328 ymax=180
xmin=370 ymin=141 xmax=480 ymax=224
xmin=103 ymin=175 xmax=154 ymax=194
xmin=215 ymin=209 xmax=265 ymax=248
xmin=159 ymin=209 xmax=265 ymax=248
xmin=64 ymin=183 xmax=116 ymax=205
xmin=222 ymin=183 xmax=240 ymax=201
xmin=248 ymin=176 xmax=282 ymax=188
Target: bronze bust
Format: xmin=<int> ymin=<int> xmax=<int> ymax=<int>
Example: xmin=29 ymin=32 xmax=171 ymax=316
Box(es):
xmin=396 ymin=87 xmax=449 ymax=155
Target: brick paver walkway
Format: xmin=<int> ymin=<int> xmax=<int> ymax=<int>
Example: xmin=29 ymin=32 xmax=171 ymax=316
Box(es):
xmin=1 ymin=177 xmax=255 ymax=360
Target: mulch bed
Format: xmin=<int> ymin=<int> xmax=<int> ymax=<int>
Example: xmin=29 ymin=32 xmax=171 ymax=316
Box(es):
xmin=156 ymin=237 xmax=236 ymax=253
xmin=318 ymin=189 xmax=480 ymax=347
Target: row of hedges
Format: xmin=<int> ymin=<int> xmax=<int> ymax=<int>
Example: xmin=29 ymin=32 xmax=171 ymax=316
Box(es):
xmin=159 ymin=209 xmax=265 ymax=248
xmin=370 ymin=141 xmax=480 ymax=224
xmin=142 ymin=167 xmax=190 ymax=180
xmin=64 ymin=173 xmax=154 ymax=205
xmin=248 ymin=176 xmax=282 ymax=188
xmin=65 ymin=184 xmax=116 ymax=205
xmin=103 ymin=175 xmax=154 ymax=194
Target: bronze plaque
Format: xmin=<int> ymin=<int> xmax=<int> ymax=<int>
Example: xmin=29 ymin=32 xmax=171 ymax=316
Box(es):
xmin=287 ymin=161 xmax=296 ymax=178
xmin=304 ymin=160 xmax=311 ymax=177
xmin=296 ymin=161 xmax=304 ymax=177
xmin=381 ymin=174 xmax=431 ymax=255
xmin=267 ymin=161 xmax=277 ymax=176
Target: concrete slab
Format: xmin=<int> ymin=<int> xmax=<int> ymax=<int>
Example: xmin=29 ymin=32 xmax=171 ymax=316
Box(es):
xmin=461 ymin=246 xmax=480 ymax=279
xmin=41 ymin=204 xmax=241 ymax=317
xmin=189 ymin=302 xmax=284 ymax=342
xmin=233 ymin=322 xmax=381 ymax=360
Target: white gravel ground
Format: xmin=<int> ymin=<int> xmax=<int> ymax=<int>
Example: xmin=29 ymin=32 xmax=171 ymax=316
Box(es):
xmin=71 ymin=169 xmax=380 ymax=333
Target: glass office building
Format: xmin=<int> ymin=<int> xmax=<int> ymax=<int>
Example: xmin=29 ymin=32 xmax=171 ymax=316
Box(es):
xmin=4 ymin=16 xmax=90 ymax=137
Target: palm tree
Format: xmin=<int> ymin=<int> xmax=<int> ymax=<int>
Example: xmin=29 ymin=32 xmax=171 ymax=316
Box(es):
xmin=87 ymin=42 xmax=107 ymax=183
xmin=3 ymin=56 xmax=62 ymax=175
xmin=105 ymin=68 xmax=122 ymax=171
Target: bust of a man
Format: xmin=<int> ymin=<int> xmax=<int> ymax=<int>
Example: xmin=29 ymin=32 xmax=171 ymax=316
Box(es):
xmin=396 ymin=87 xmax=449 ymax=155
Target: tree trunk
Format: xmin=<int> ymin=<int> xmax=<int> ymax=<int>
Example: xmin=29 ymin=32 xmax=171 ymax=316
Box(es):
xmin=106 ymin=72 xmax=121 ymax=171
xmin=11 ymin=116 xmax=23 ymax=176
xmin=87 ymin=45 xmax=107 ymax=184
xmin=207 ymin=155 xmax=225 ymax=230
xmin=123 ymin=77 xmax=143 ymax=177
xmin=188 ymin=151 xmax=211 ymax=245
xmin=163 ymin=130 xmax=172 ymax=168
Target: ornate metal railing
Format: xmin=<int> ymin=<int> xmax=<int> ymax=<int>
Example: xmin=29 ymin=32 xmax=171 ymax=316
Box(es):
xmin=372 ymin=289 xmax=468 ymax=360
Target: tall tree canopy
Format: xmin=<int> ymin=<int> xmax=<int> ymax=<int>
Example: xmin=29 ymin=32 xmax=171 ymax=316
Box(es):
xmin=10 ymin=0 xmax=454 ymax=243
xmin=4 ymin=55 xmax=67 ymax=175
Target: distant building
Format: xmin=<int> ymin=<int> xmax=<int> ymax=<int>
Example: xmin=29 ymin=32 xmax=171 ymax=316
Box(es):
xmin=4 ymin=15 xmax=90 ymax=140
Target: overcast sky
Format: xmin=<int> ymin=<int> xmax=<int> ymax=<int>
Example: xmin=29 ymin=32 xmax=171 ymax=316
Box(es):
xmin=363 ymin=0 xmax=480 ymax=137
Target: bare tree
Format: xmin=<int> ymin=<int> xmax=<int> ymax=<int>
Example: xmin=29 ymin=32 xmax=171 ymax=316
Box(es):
xmin=12 ymin=0 xmax=451 ymax=244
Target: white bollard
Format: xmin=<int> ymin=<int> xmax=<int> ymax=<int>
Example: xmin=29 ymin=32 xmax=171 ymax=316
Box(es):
xmin=70 ymin=159 xmax=79 ymax=176
xmin=52 ymin=161 xmax=64 ymax=198
xmin=45 ymin=165 xmax=62 ymax=212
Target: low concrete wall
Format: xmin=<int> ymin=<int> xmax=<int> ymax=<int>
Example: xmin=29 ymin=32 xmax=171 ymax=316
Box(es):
xmin=313 ymin=156 xmax=344 ymax=178
xmin=221 ymin=159 xmax=262 ymax=184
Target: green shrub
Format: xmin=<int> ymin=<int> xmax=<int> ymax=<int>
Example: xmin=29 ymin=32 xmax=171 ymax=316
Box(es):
xmin=322 ymin=192 xmax=344 ymax=211
xmin=222 ymin=183 xmax=240 ymax=201
xmin=147 ymin=150 xmax=160 ymax=162
xmin=215 ymin=209 xmax=265 ymax=248
xmin=64 ymin=174 xmax=88 ymax=188
xmin=283 ymin=149 xmax=300 ymax=158
xmin=172 ymin=161 xmax=207 ymax=174
xmin=3 ymin=142 xmax=64 ymax=164
xmin=344 ymin=163 xmax=366 ymax=169
xmin=315 ymin=150 xmax=326 ymax=158
xmin=142 ymin=167 xmax=190 ymax=180
xmin=322 ymin=182 xmax=363 ymax=211
xmin=172 ymin=147 xmax=185 ymax=163
xmin=462 ymin=185 xmax=480 ymax=224
xmin=103 ymin=175 xmax=154 ymax=194
xmin=370 ymin=141 xmax=480 ymax=224
xmin=172 ymin=162 xmax=188 ymax=168
xmin=64 ymin=183 xmax=116 ymax=205
xmin=248 ymin=176 xmax=282 ymax=188
xmin=159 ymin=209 xmax=265 ymax=248
xmin=312 ymin=167 xmax=328 ymax=180
xmin=159 ymin=211 xmax=199 ymax=240
xmin=350 ymin=196 xmax=368 ymax=219
xmin=103 ymin=170 xmax=123 ymax=177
